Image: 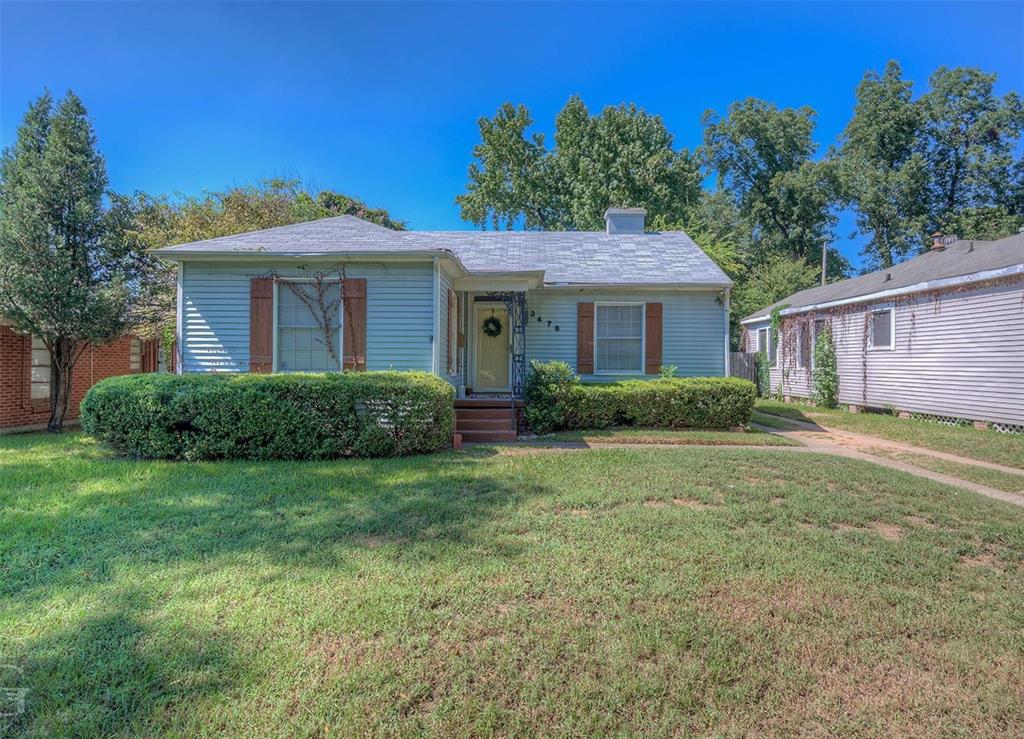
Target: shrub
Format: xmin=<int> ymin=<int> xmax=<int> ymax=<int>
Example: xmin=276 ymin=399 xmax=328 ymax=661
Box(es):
xmin=755 ymin=351 xmax=771 ymax=397
xmin=524 ymin=361 xmax=756 ymax=432
xmin=811 ymin=329 xmax=839 ymax=408
xmin=524 ymin=360 xmax=579 ymax=434
xmin=80 ymin=371 xmax=455 ymax=460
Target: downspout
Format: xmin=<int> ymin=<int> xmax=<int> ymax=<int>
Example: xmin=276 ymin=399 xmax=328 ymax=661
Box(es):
xmin=175 ymin=263 xmax=184 ymax=374
xmin=723 ymin=288 xmax=731 ymax=377
xmin=432 ymin=256 xmax=440 ymax=375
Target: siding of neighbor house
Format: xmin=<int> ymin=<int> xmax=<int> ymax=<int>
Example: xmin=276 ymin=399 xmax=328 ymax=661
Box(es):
xmin=744 ymin=279 xmax=1024 ymax=425
xmin=180 ymin=261 xmax=435 ymax=373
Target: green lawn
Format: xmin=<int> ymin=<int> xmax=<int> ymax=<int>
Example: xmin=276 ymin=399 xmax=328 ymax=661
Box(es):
xmin=756 ymin=399 xmax=1024 ymax=470
xmin=3 ymin=433 xmax=1024 ymax=736
xmin=537 ymin=427 xmax=800 ymax=446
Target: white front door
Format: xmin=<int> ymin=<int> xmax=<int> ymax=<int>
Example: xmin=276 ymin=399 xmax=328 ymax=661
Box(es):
xmin=474 ymin=303 xmax=511 ymax=392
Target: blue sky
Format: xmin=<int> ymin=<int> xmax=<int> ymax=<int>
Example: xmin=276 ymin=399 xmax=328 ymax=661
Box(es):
xmin=2 ymin=1 xmax=1022 ymax=268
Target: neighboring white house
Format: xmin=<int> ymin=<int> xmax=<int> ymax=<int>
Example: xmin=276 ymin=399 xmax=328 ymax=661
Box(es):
xmin=741 ymin=232 xmax=1024 ymax=431
xmin=156 ymin=208 xmax=732 ymax=398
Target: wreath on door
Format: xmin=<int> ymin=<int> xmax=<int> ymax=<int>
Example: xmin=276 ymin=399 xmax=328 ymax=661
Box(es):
xmin=482 ymin=315 xmax=503 ymax=338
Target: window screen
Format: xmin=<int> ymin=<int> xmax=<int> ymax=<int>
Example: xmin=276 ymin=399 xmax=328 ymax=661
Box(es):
xmin=595 ymin=304 xmax=643 ymax=373
xmin=277 ymin=282 xmax=342 ymax=371
xmin=757 ymin=328 xmax=768 ymax=354
xmin=870 ymin=310 xmax=892 ymax=349
xmin=30 ymin=336 xmax=51 ymax=400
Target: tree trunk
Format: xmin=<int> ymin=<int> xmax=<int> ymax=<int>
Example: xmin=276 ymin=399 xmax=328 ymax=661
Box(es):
xmin=47 ymin=338 xmax=77 ymax=433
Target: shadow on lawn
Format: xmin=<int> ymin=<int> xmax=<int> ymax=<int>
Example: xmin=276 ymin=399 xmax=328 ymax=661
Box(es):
xmin=1 ymin=446 xmax=546 ymax=734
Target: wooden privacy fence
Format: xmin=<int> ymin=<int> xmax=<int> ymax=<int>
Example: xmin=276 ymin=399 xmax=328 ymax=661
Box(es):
xmin=730 ymin=352 xmax=758 ymax=384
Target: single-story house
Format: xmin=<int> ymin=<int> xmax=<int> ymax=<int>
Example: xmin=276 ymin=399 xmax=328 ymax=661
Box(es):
xmin=741 ymin=231 xmax=1024 ymax=431
xmin=155 ymin=208 xmax=732 ymax=441
xmin=0 ymin=320 xmax=161 ymax=433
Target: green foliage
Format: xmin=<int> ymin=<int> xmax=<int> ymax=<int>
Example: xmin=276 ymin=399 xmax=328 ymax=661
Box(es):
xmin=523 ymin=360 xmax=579 ymax=434
xmin=700 ymin=99 xmax=840 ymax=273
xmin=811 ymin=328 xmax=839 ymax=408
xmin=659 ymin=364 xmax=678 ymax=379
xmin=80 ymin=371 xmax=454 ymax=460
xmin=920 ymin=67 xmax=1024 ymax=227
xmin=730 ymin=257 xmax=817 ymax=344
xmin=938 ymin=206 xmax=1024 ymax=241
xmin=0 ymin=90 xmax=158 ymax=431
xmin=457 ymin=96 xmax=702 ymax=230
xmin=835 ymin=61 xmax=929 ymax=269
xmin=755 ymin=352 xmax=771 ymax=398
xmin=524 ymin=362 xmax=756 ymax=432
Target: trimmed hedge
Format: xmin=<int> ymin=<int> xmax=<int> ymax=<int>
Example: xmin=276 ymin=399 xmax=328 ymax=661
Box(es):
xmin=525 ymin=360 xmax=755 ymax=434
xmin=80 ymin=371 xmax=455 ymax=460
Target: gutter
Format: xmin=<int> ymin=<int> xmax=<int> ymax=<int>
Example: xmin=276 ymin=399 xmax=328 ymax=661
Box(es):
xmin=739 ymin=262 xmax=1024 ymax=325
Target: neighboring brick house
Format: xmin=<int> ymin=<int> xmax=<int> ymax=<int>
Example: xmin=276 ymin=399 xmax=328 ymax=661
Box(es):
xmin=0 ymin=320 xmax=161 ymax=433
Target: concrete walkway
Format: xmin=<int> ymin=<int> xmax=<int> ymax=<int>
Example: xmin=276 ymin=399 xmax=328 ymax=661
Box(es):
xmin=491 ymin=418 xmax=1024 ymax=509
xmin=749 ymin=420 xmax=1024 ymax=508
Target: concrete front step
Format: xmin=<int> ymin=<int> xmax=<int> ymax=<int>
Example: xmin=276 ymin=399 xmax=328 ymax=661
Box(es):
xmin=457 ymin=417 xmax=516 ymax=432
xmin=455 ymin=398 xmax=516 ymax=409
xmin=458 ymin=429 xmax=518 ymax=443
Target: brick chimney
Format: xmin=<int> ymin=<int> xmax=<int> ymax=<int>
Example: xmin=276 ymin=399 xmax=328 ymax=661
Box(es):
xmin=604 ymin=207 xmax=646 ymax=234
xmin=931 ymin=232 xmax=958 ymax=251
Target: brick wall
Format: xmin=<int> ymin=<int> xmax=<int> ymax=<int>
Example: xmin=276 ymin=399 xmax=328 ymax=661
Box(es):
xmin=0 ymin=326 xmax=144 ymax=432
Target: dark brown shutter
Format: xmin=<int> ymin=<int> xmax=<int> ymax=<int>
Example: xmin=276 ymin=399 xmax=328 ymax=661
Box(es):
xmin=577 ymin=302 xmax=594 ymax=374
xmin=343 ymin=278 xmax=367 ymax=371
xmin=249 ymin=278 xmax=274 ymax=373
xmin=645 ymin=302 xmax=663 ymax=375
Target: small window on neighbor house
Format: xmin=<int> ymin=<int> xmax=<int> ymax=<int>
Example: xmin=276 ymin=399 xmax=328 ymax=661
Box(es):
xmin=870 ymin=309 xmax=892 ymax=350
xmin=595 ymin=304 xmax=644 ymax=373
xmin=797 ymin=325 xmax=811 ymax=369
xmin=277 ymin=281 xmax=342 ymax=371
xmin=30 ymin=336 xmax=51 ymax=400
xmin=756 ymin=328 xmax=768 ymax=355
xmin=129 ymin=337 xmax=142 ymax=372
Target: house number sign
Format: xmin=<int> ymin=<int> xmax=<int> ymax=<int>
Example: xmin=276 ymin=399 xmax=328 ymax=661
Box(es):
xmin=529 ymin=310 xmax=560 ymax=331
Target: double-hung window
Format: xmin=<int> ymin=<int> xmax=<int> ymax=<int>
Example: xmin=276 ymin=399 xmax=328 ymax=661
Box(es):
xmin=797 ymin=325 xmax=811 ymax=369
xmin=869 ymin=309 xmax=893 ymax=350
xmin=595 ymin=303 xmax=644 ymax=374
xmin=129 ymin=337 xmax=142 ymax=372
xmin=277 ymin=281 xmax=342 ymax=371
xmin=30 ymin=336 xmax=51 ymax=400
xmin=756 ymin=327 xmax=769 ymax=355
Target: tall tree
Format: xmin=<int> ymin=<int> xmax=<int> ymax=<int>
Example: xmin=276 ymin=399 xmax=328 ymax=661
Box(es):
xmin=0 ymin=91 xmax=155 ymax=431
xmin=457 ymin=96 xmax=702 ymax=231
xmin=835 ymin=61 xmax=929 ymax=269
xmin=700 ymin=99 xmax=840 ymax=274
xmin=920 ymin=66 xmax=1024 ymax=235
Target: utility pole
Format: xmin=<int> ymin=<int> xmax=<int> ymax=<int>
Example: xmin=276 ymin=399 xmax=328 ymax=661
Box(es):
xmin=821 ymin=242 xmax=827 ymax=286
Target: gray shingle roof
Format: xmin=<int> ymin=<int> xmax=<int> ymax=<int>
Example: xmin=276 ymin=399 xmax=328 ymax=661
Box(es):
xmin=742 ymin=232 xmax=1024 ymax=322
xmin=156 ymin=215 xmax=731 ymax=287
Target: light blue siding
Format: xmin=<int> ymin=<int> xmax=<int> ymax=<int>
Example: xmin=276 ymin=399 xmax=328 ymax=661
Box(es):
xmin=180 ymin=261 xmax=434 ymax=373
xmin=524 ymin=288 xmax=726 ymax=380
